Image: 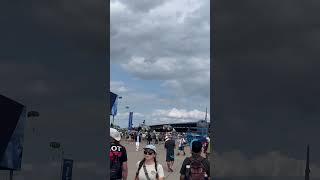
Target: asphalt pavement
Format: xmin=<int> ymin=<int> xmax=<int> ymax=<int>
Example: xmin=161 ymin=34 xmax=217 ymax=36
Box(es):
xmin=122 ymin=140 xmax=192 ymax=180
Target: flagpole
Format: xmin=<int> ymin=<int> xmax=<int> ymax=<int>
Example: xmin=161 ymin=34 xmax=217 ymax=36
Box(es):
xmin=205 ymin=107 xmax=207 ymax=121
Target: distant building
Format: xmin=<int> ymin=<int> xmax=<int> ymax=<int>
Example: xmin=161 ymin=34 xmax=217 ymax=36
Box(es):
xmin=148 ymin=120 xmax=210 ymax=134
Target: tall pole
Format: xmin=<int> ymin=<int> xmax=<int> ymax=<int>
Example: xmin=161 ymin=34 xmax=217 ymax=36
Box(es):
xmin=205 ymin=107 xmax=207 ymax=121
xmin=126 ymin=106 xmax=130 ymax=130
xmin=60 ymin=150 xmax=64 ymax=180
xmin=305 ymin=145 xmax=310 ymax=180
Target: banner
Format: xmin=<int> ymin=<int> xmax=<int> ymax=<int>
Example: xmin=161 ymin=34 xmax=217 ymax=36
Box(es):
xmin=111 ymin=97 xmax=118 ymax=117
xmin=110 ymin=92 xmax=118 ymax=114
xmin=128 ymin=112 xmax=133 ymax=130
xmin=0 ymin=95 xmax=26 ymax=170
xmin=61 ymin=159 xmax=73 ymax=180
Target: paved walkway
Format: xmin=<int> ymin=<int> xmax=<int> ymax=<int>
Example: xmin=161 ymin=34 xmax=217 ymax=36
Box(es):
xmin=123 ymin=140 xmax=191 ymax=180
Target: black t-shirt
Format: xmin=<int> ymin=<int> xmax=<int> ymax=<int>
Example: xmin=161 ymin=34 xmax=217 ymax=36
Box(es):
xmin=109 ymin=142 xmax=127 ymax=179
xmin=165 ymin=139 xmax=175 ymax=154
xmin=180 ymin=154 xmax=210 ymax=177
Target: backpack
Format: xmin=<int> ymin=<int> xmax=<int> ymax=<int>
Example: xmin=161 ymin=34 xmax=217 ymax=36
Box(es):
xmin=135 ymin=161 xmax=159 ymax=180
xmin=187 ymin=156 xmax=206 ymax=180
xmin=110 ymin=152 xmax=121 ymax=179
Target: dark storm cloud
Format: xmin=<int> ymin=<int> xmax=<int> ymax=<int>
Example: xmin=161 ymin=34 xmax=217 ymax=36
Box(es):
xmin=214 ymin=0 xmax=320 ymax=177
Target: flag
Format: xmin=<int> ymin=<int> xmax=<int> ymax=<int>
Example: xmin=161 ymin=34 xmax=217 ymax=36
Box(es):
xmin=110 ymin=92 xmax=118 ymax=116
xmin=128 ymin=112 xmax=133 ymax=130
xmin=111 ymin=97 xmax=118 ymax=116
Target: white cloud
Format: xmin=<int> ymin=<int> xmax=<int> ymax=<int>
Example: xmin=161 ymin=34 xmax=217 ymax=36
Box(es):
xmin=111 ymin=0 xmax=210 ymax=98
xmin=110 ymin=0 xmax=126 ymax=14
xmin=115 ymin=0 xmax=169 ymax=13
xmin=152 ymin=108 xmax=209 ymax=121
xmin=121 ymin=56 xmax=179 ymax=80
xmin=114 ymin=107 xmax=210 ymax=127
xmin=110 ymin=81 xmax=128 ymax=93
xmin=121 ymin=57 xmax=210 ymax=98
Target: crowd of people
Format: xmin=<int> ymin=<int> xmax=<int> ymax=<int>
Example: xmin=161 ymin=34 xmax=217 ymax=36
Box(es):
xmin=122 ymin=130 xmax=165 ymax=145
xmin=110 ymin=128 xmax=211 ymax=180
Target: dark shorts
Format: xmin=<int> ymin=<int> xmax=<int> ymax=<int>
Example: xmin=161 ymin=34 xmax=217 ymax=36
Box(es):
xmin=179 ymin=146 xmax=184 ymax=151
xmin=166 ymin=152 xmax=174 ymax=162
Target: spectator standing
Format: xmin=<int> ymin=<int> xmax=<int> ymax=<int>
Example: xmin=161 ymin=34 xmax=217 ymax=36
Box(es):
xmin=180 ymin=140 xmax=210 ymax=180
xmin=110 ymin=128 xmax=128 ymax=180
xmin=134 ymin=145 xmax=165 ymax=180
xmin=164 ymin=135 xmax=176 ymax=172
xmin=177 ymin=135 xmax=186 ymax=156
xmin=135 ymin=132 xmax=142 ymax=151
xmin=147 ymin=133 xmax=152 ymax=145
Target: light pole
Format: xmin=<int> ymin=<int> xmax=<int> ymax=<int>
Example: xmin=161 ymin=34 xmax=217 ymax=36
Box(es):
xmin=27 ymin=111 xmax=39 ymax=134
xmin=49 ymin=141 xmax=64 ymax=180
xmin=126 ymin=106 xmax=132 ymax=129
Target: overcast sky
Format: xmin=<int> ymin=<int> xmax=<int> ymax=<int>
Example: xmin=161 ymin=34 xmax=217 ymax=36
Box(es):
xmin=110 ymin=0 xmax=210 ymax=128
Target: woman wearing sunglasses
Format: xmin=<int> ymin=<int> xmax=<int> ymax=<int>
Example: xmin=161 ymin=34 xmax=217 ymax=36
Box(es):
xmin=135 ymin=144 xmax=165 ymax=180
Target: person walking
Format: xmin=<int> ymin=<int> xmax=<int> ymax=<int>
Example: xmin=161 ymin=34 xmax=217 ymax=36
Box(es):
xmin=134 ymin=144 xmax=165 ymax=180
xmin=180 ymin=140 xmax=210 ymax=180
xmin=155 ymin=133 xmax=159 ymax=144
xmin=129 ymin=133 xmax=134 ymax=144
xmin=147 ymin=133 xmax=152 ymax=145
xmin=133 ymin=133 xmax=137 ymax=145
xmin=164 ymin=135 xmax=176 ymax=172
xmin=205 ymin=137 xmax=210 ymax=159
xmin=177 ymin=135 xmax=186 ymax=156
xmin=142 ymin=132 xmax=146 ymax=141
xmin=152 ymin=133 xmax=156 ymax=144
xmin=136 ymin=131 xmax=142 ymax=151
xmin=110 ymin=128 xmax=128 ymax=180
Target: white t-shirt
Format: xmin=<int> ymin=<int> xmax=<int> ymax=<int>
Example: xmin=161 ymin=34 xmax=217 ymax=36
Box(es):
xmin=136 ymin=161 xmax=164 ymax=180
xmin=178 ymin=138 xmax=185 ymax=147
